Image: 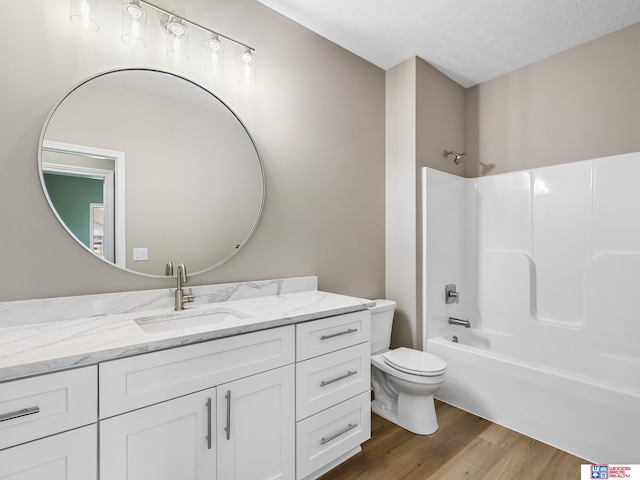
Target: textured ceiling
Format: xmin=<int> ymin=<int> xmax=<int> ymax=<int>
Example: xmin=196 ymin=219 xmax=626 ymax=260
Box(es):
xmin=256 ymin=0 xmax=640 ymax=87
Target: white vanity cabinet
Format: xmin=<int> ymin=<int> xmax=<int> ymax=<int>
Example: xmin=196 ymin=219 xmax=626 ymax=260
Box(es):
xmin=0 ymin=366 xmax=98 ymax=480
xmin=0 ymin=291 xmax=373 ymax=480
xmin=99 ymin=325 xmax=295 ymax=480
xmin=295 ymin=310 xmax=372 ymax=480
xmin=216 ymin=364 xmax=295 ymax=480
xmin=100 ymin=387 xmax=216 ymax=480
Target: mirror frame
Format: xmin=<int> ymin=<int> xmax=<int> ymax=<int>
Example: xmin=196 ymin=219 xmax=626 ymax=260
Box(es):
xmin=38 ymin=68 xmax=265 ymax=278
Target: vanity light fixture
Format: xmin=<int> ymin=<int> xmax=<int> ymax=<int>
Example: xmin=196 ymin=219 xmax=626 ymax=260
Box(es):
xmin=164 ymin=17 xmax=189 ymax=62
xmin=205 ymin=34 xmax=224 ymax=76
xmin=239 ymin=47 xmax=256 ymax=84
xmin=72 ymin=0 xmax=256 ymax=80
xmin=70 ymin=0 xmax=100 ymax=32
xmin=121 ymin=0 xmax=255 ymax=80
xmin=121 ymin=0 xmax=147 ymax=48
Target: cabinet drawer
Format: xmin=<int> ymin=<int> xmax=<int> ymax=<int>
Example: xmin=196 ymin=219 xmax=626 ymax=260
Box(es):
xmin=0 ymin=424 xmax=97 ymax=479
xmin=296 ymin=391 xmax=370 ymax=480
xmin=296 ymin=343 xmax=370 ymax=421
xmin=296 ymin=310 xmax=370 ymax=361
xmin=100 ymin=326 xmax=294 ymax=418
xmin=0 ymin=367 xmax=97 ymax=450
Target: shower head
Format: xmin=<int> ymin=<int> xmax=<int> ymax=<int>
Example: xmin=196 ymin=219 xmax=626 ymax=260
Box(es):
xmin=443 ymin=150 xmax=467 ymax=165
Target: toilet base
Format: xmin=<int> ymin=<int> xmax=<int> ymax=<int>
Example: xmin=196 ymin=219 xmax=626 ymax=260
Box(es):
xmin=372 ymin=393 xmax=438 ymax=435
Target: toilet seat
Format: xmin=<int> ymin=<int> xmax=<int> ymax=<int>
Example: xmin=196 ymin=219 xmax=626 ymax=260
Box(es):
xmin=371 ymin=353 xmax=445 ymax=386
xmin=382 ymin=347 xmax=447 ymax=377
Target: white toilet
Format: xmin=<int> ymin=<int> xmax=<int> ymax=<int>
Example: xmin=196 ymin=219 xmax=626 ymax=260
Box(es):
xmin=370 ymin=299 xmax=447 ymax=435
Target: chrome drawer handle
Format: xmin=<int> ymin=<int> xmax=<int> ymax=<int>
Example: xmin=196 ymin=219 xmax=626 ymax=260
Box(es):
xmin=320 ymin=423 xmax=358 ymax=445
xmin=205 ymin=398 xmax=212 ymax=449
xmin=0 ymin=406 xmax=40 ymax=422
xmin=320 ymin=328 xmax=357 ymax=340
xmin=224 ymin=391 xmax=231 ymax=440
xmin=320 ymin=370 xmax=358 ymax=387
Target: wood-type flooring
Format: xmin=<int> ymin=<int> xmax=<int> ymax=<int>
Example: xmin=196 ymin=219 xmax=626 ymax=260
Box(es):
xmin=319 ymin=401 xmax=587 ymax=480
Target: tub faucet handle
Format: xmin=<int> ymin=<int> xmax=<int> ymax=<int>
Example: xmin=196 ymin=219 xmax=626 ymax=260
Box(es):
xmin=445 ymin=284 xmax=459 ymax=304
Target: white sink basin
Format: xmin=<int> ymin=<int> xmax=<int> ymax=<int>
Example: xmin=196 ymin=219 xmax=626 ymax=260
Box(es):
xmin=135 ymin=306 xmax=250 ymax=334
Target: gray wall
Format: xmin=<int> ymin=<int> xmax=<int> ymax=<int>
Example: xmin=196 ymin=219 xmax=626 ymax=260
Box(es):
xmin=0 ymin=0 xmax=385 ymax=301
xmin=386 ymin=57 xmax=466 ymax=349
xmin=385 ymin=22 xmax=640 ymax=348
xmin=415 ymin=59 xmax=465 ymax=348
xmin=466 ymin=22 xmax=640 ymax=177
xmin=385 ymin=58 xmax=417 ymax=349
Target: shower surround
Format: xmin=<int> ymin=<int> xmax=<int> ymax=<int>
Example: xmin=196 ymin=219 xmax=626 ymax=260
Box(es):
xmin=421 ymin=152 xmax=640 ymax=463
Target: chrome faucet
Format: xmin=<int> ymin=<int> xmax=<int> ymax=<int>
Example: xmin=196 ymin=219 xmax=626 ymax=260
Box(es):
xmin=448 ymin=317 xmax=470 ymax=328
xmin=175 ymin=263 xmax=195 ymax=311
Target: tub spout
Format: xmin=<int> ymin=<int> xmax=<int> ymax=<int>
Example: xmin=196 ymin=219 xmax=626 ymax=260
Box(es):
xmin=448 ymin=317 xmax=470 ymax=328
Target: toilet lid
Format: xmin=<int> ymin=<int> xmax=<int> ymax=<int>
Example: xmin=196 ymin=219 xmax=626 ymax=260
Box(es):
xmin=382 ymin=348 xmax=447 ymax=376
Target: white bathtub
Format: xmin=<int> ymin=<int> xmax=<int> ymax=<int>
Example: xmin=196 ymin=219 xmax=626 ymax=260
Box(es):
xmin=427 ymin=329 xmax=640 ymax=463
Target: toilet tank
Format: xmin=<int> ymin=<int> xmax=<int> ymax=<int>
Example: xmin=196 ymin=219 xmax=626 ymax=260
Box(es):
xmin=369 ymin=299 xmax=396 ymax=353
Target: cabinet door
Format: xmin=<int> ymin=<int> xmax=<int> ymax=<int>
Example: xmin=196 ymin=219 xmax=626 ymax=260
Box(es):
xmin=100 ymin=388 xmax=216 ymax=480
xmin=0 ymin=425 xmax=96 ymax=480
xmin=217 ymin=364 xmax=295 ymax=480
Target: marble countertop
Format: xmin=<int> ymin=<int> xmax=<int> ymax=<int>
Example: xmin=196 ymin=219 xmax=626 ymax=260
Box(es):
xmin=0 ymin=287 xmax=375 ymax=382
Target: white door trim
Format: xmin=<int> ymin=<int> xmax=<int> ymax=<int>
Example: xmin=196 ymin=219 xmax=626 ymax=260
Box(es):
xmin=42 ymin=140 xmax=126 ymax=268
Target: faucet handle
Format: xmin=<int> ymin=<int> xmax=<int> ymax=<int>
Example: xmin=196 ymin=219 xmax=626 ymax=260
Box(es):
xmin=184 ymin=288 xmax=195 ymax=303
xmin=445 ymin=284 xmax=460 ymax=304
xmin=165 ymin=261 xmax=174 ymax=276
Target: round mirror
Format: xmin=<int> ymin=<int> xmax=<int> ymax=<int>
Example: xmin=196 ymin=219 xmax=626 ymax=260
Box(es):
xmin=39 ymin=68 xmax=264 ymax=277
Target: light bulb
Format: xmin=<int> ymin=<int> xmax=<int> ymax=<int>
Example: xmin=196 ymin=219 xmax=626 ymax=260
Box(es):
xmin=168 ymin=22 xmax=186 ymax=37
xmin=121 ymin=0 xmax=147 ymax=48
xmin=166 ymin=18 xmax=189 ymax=62
xmin=126 ymin=4 xmax=143 ymax=18
xmin=206 ymin=37 xmax=222 ymax=52
xmin=240 ymin=49 xmax=254 ymax=65
xmin=239 ymin=47 xmax=255 ymax=84
xmin=205 ymin=35 xmax=224 ymax=75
